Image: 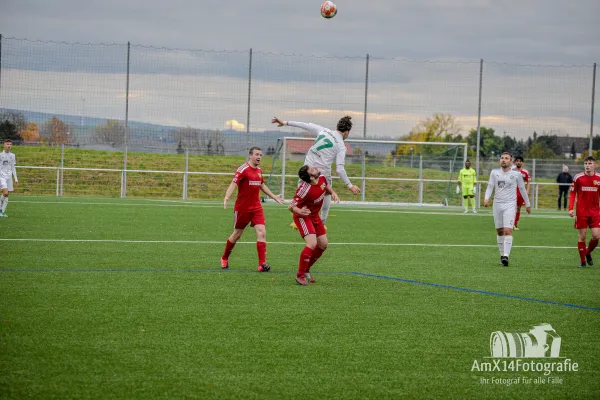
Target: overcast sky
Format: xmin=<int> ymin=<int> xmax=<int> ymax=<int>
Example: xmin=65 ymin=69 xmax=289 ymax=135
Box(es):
xmin=1 ymin=0 xmax=599 ymax=139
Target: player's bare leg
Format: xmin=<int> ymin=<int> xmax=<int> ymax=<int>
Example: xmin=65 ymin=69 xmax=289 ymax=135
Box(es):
xmin=221 ymin=228 xmax=244 ymax=269
xmin=497 ymin=227 xmax=513 ymax=266
xmin=296 ymin=234 xmax=317 ymax=286
xmin=585 ymin=228 xmax=600 ymax=267
xmin=0 ymin=187 xmax=9 ymax=217
xmin=254 ymin=224 xmax=270 ymax=272
xmin=514 ymin=205 xmax=522 ymax=230
xmin=305 ymin=235 xmax=328 ymax=283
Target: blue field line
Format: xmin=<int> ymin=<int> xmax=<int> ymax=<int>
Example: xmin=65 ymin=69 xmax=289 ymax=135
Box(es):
xmin=350 ymin=271 xmax=600 ymax=312
xmin=2 ymin=267 xmax=599 ymax=312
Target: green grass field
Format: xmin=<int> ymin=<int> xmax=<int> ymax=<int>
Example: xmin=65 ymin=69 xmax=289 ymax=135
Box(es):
xmin=1 ymin=196 xmax=599 ymax=399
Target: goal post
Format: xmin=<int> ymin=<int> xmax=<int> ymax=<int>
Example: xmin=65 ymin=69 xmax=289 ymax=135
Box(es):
xmin=266 ymin=137 xmax=468 ymax=207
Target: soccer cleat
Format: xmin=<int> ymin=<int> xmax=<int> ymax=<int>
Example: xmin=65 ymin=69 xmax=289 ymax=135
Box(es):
xmin=304 ymin=272 xmax=316 ymax=283
xmin=463 ymin=210 xmax=468 ymax=214
xmin=501 ymin=256 xmax=509 ymax=267
xmin=473 ymin=210 xmax=477 ymax=214
xmin=220 ymin=258 xmax=229 ymax=270
xmin=513 ymin=226 xmax=520 ymax=231
xmin=295 ymin=277 xmax=309 ymax=286
xmin=0 ymin=213 xmax=7 ymax=218
xmin=579 ymin=262 xmax=587 ymax=268
xmin=257 ymin=263 xmax=271 ymax=272
xmin=586 ymin=253 xmax=594 ymax=267
xmin=290 ymin=221 xmax=298 ymax=230
xmin=0 ymin=212 xmax=4 ymax=217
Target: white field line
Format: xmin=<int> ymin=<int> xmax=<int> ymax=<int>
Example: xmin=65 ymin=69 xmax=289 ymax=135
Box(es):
xmin=0 ymin=238 xmax=574 ymax=249
xmin=10 ymin=199 xmax=571 ymax=219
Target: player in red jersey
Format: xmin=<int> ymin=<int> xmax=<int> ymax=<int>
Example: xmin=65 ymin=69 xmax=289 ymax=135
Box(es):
xmin=221 ymin=147 xmax=284 ymax=271
xmin=513 ymin=156 xmax=531 ymax=231
xmin=569 ymin=156 xmax=600 ymax=268
xmin=289 ymin=165 xmax=340 ymax=286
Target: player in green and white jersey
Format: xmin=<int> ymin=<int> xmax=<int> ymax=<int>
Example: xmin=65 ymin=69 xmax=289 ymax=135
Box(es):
xmin=271 ymin=116 xmax=360 ymax=228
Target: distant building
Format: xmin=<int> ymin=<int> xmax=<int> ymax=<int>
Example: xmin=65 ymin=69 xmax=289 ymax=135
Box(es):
xmin=556 ymin=136 xmax=588 ymax=158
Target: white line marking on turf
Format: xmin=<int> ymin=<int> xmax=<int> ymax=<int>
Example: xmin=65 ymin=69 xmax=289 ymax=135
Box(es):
xmin=11 ymin=200 xmax=571 ymax=218
xmin=0 ymin=238 xmax=574 ymax=249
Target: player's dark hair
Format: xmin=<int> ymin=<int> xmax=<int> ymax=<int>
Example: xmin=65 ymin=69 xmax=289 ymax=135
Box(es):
xmin=298 ymin=165 xmax=311 ymax=183
xmin=465 ymin=159 xmax=471 ymax=163
xmin=500 ymin=151 xmax=512 ymax=158
xmin=336 ymin=115 xmax=352 ymax=132
xmin=515 ymin=156 xmax=524 ymax=162
xmin=585 ymin=156 xmax=596 ymax=162
xmin=249 ymin=146 xmax=261 ymax=155
xmin=3 ymin=139 xmax=12 ymax=143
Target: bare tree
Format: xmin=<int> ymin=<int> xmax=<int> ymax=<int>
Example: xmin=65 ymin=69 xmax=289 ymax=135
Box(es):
xmin=40 ymin=117 xmax=71 ymax=145
xmin=94 ymin=120 xmax=125 ymax=147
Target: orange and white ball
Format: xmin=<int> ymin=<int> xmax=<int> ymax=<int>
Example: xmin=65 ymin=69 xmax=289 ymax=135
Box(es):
xmin=320 ymin=1 xmax=337 ymax=19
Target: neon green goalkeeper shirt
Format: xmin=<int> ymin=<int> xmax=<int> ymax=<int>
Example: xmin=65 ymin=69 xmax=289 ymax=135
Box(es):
xmin=459 ymin=168 xmax=477 ymax=186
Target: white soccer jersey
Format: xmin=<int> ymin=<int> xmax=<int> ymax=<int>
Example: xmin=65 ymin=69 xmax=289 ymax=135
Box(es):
xmin=0 ymin=151 xmax=17 ymax=181
xmin=286 ymin=121 xmax=350 ymax=185
xmin=485 ymin=168 xmax=530 ymax=206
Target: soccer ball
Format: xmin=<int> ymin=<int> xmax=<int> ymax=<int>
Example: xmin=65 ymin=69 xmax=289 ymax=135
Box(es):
xmin=320 ymin=1 xmax=337 ymax=19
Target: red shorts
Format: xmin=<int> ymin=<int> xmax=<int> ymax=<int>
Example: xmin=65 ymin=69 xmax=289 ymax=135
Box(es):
xmin=234 ymin=208 xmax=265 ymax=230
xmin=574 ymin=215 xmax=600 ymax=229
xmin=516 ymin=193 xmax=526 ymax=207
xmin=294 ymin=214 xmax=326 ymax=238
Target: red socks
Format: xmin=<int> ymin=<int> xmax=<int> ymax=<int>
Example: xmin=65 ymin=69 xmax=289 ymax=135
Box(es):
xmin=297 ymin=246 xmax=313 ymax=278
xmin=588 ymin=238 xmax=598 ymax=255
xmin=578 ymin=241 xmax=587 ymax=263
xmin=308 ymin=247 xmax=325 ymax=270
xmin=256 ymin=241 xmax=267 ymax=265
xmin=515 ymin=210 xmax=521 ymax=227
xmin=222 ymin=239 xmax=236 ymax=260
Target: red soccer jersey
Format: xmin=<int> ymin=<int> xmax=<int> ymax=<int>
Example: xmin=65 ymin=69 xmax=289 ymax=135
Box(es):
xmin=515 ymin=168 xmax=530 ymax=196
xmin=569 ymin=172 xmax=600 ymax=216
xmin=290 ymin=175 xmax=328 ymax=215
xmin=232 ymin=163 xmax=264 ymax=212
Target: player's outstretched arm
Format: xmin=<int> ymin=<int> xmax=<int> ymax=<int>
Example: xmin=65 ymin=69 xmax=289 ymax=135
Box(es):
xmin=272 ymin=117 xmax=326 ymax=136
xmin=223 ymin=182 xmax=237 ymax=209
xmin=260 ymin=183 xmax=284 ymax=204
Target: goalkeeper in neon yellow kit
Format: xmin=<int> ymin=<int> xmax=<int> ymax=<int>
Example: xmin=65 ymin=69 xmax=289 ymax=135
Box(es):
xmin=458 ymin=160 xmax=477 ymax=213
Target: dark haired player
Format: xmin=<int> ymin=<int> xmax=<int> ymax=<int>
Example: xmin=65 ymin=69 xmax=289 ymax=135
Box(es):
xmin=289 ymin=165 xmax=339 ymax=286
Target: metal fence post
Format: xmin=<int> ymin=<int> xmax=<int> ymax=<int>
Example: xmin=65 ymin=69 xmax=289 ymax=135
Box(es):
xmin=475 ymin=59 xmax=484 ymax=208
xmin=56 ymin=168 xmax=60 ymax=197
xmin=280 ymin=138 xmax=287 ymax=199
xmin=0 ymin=34 xmax=3 ymax=107
xmin=361 ymin=152 xmax=366 ymax=202
xmin=246 ymin=48 xmax=252 ymax=152
xmin=418 ymin=155 xmax=424 ymax=205
xmin=183 ymin=149 xmax=189 ymax=200
xmin=363 ymin=54 xmax=369 ymax=139
xmin=122 ymin=41 xmax=131 ymax=198
xmin=532 ymin=158 xmax=537 ymax=209
xmin=590 ymin=62 xmax=597 ymax=156
xmin=60 ymin=143 xmax=65 ymax=196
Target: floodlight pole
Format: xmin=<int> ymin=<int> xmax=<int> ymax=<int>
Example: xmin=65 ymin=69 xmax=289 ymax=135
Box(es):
xmin=590 ymin=63 xmax=597 ymax=156
xmin=475 ymin=59 xmax=484 ymax=208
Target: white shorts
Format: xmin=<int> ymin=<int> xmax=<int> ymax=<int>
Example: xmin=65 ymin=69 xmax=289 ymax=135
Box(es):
xmin=493 ymin=203 xmax=516 ymax=229
xmin=0 ymin=177 xmax=13 ymax=191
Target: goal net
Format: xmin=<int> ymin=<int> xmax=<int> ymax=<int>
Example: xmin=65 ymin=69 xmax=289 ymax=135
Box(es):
xmin=266 ymin=137 xmax=468 ymax=207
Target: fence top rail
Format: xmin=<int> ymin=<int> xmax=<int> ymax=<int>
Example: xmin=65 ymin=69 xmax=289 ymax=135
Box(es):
xmin=281 ymin=137 xmax=467 ymax=147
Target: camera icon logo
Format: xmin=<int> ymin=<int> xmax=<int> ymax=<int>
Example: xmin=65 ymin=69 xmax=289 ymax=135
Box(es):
xmin=490 ymin=323 xmax=562 ymax=358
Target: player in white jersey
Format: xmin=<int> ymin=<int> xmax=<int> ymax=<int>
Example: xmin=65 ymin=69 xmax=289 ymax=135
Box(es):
xmin=0 ymin=139 xmax=19 ymax=218
xmin=271 ymin=115 xmax=360 ymax=227
xmin=484 ymin=152 xmax=531 ymax=266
